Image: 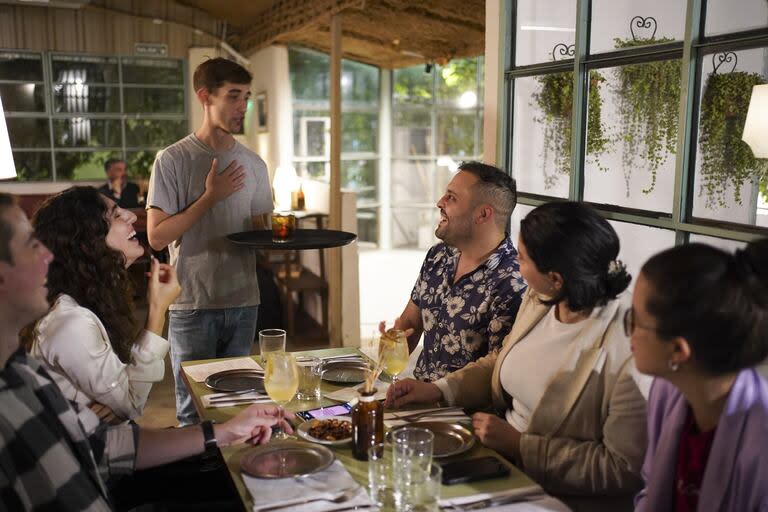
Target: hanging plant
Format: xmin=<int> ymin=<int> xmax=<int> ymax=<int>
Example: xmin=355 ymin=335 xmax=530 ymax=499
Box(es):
xmin=610 ymin=16 xmax=680 ymax=195
xmin=698 ymin=55 xmax=768 ymax=208
xmin=533 ymin=44 xmax=610 ymax=189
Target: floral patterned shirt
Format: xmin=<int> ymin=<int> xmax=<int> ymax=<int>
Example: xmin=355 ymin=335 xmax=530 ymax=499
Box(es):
xmin=411 ymin=238 xmax=526 ymax=381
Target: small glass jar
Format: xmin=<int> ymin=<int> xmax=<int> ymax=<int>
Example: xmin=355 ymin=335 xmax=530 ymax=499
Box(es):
xmin=351 ymin=388 xmax=384 ymax=461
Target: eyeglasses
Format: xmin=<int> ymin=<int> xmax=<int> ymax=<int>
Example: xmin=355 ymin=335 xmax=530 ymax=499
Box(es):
xmin=623 ymin=308 xmax=666 ymax=337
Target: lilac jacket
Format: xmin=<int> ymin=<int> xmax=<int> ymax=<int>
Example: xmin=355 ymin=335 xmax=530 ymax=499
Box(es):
xmin=635 ymin=369 xmax=768 ymax=512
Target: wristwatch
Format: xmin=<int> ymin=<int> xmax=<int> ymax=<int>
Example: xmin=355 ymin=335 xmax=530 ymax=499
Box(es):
xmin=201 ymin=420 xmax=217 ymax=452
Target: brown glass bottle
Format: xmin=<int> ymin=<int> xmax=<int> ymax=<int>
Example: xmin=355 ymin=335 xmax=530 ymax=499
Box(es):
xmin=351 ymin=389 xmax=383 ymax=460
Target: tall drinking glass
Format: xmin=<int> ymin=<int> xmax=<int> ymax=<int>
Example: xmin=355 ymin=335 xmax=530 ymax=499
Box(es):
xmin=379 ymin=329 xmax=409 ymax=385
xmin=259 ymin=329 xmax=286 ymax=365
xmin=264 ymin=352 xmax=298 ymax=441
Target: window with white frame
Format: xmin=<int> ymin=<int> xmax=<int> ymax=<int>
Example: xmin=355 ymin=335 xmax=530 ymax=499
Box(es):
xmin=289 ymin=47 xmax=380 ymax=244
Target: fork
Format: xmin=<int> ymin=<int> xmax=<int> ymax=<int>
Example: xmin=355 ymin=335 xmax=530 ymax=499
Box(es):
xmin=255 ymin=487 xmax=360 ymax=511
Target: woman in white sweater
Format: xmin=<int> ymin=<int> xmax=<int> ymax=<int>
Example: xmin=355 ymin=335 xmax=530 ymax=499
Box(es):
xmin=23 ymin=186 xmax=180 ymax=423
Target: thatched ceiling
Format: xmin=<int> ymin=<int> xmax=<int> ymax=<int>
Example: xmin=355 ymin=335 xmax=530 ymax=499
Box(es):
xmin=178 ymin=0 xmax=486 ymax=69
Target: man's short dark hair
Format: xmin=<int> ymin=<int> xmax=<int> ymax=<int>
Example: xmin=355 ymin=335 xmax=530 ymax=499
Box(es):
xmin=104 ymin=158 xmax=124 ymax=173
xmin=0 ymin=193 xmax=17 ymax=265
xmin=458 ymin=161 xmax=517 ymax=229
xmin=193 ymin=58 xmax=252 ymax=93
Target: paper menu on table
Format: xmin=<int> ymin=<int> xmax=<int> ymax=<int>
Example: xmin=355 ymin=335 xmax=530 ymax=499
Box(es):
xmin=183 ymin=357 xmax=263 ymax=382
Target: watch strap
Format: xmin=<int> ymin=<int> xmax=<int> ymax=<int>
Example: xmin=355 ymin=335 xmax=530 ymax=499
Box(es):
xmin=201 ymin=420 xmax=217 ymax=452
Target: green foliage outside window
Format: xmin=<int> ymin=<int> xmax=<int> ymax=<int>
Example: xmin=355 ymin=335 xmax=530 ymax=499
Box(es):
xmin=438 ymin=59 xmax=479 ymax=103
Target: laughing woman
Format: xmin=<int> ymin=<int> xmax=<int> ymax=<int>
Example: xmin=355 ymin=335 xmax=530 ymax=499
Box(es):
xmin=24 ymin=186 xmax=180 ymax=424
xmin=632 ymin=240 xmax=768 ymax=511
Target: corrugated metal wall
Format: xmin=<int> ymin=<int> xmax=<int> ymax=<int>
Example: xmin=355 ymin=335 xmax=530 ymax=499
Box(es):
xmin=0 ymin=1 xmax=223 ymax=58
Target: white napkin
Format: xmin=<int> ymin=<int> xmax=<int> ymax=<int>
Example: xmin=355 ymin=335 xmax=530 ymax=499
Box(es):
xmin=245 ymin=460 xmax=372 ymax=512
xmin=384 ymin=407 xmax=470 ymax=428
xmin=438 ymin=484 xmax=545 ymax=508
xmin=202 ymin=391 xmax=272 ymax=409
xmin=183 ymin=357 xmax=262 ymax=382
xmin=323 ymin=381 xmax=389 ymax=403
xmin=485 ymin=495 xmax=572 ymax=511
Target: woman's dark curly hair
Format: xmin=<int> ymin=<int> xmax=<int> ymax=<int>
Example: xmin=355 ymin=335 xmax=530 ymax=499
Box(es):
xmin=25 ymin=186 xmax=138 ymax=362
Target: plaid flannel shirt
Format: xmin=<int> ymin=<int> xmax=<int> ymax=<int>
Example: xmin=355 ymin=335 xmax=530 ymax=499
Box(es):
xmin=0 ymin=349 xmax=137 ymax=511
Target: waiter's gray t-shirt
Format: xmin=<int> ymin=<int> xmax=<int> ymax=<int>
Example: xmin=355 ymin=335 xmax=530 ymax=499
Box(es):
xmin=147 ymin=134 xmax=272 ymax=310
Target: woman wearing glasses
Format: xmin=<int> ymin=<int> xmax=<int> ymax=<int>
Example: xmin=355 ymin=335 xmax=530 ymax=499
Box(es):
xmin=631 ymin=240 xmax=768 ymax=511
xmin=387 ymin=201 xmax=649 ymax=511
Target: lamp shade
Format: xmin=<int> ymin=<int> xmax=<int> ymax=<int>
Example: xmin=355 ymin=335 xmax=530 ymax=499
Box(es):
xmin=741 ymin=84 xmax=768 ymax=158
xmin=272 ymin=165 xmax=298 ymax=211
xmin=0 ymin=95 xmax=17 ymax=180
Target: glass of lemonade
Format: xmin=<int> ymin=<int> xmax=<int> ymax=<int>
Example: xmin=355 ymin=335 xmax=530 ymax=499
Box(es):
xmin=264 ymin=352 xmax=299 ymax=440
xmin=379 ymin=329 xmax=409 ymax=384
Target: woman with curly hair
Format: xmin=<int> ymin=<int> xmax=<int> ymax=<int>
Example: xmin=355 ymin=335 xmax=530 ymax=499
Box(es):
xmin=25 ymin=186 xmax=180 ymax=424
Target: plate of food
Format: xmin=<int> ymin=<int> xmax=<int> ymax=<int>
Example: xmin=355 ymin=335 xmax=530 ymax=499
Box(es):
xmin=296 ymin=416 xmax=353 ymax=446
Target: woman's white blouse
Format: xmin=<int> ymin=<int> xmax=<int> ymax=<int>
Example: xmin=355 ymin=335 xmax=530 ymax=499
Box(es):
xmin=499 ymin=306 xmax=593 ymax=432
xmin=30 ymin=294 xmax=169 ymax=420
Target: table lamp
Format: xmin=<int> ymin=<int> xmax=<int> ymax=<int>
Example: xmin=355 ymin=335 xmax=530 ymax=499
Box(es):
xmin=0 ymin=95 xmax=17 ymax=180
xmin=272 ymin=165 xmax=298 ymax=211
xmin=742 ymin=83 xmax=768 ymax=158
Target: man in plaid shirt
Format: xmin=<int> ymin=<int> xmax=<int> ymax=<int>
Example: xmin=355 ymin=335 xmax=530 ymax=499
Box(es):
xmin=0 ymin=193 xmax=291 ymax=510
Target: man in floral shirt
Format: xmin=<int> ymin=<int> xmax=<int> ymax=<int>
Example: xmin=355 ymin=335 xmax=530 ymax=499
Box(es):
xmin=384 ymin=162 xmax=526 ymax=381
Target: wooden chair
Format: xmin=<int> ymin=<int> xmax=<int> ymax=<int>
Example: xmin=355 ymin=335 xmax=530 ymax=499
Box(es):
xmin=274 ymin=213 xmax=329 ymax=336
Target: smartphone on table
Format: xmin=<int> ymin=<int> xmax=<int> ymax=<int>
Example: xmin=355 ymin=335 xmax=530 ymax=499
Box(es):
xmin=440 ymin=455 xmax=511 ymax=485
xmin=295 ymin=402 xmax=353 ymax=421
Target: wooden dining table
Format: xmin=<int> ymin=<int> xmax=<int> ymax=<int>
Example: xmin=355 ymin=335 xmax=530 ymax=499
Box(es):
xmin=181 ymin=347 xmax=561 ymax=511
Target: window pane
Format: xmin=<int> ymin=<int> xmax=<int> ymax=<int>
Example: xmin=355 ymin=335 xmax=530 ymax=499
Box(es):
xmin=125 ymin=119 xmax=187 ymax=148
xmin=293 ymin=110 xmax=329 ymax=157
xmin=7 ymin=118 xmax=50 ymax=148
xmin=392 ymin=207 xmax=437 ymax=249
xmin=342 ymin=159 xmax=377 ymax=202
xmin=0 ymin=83 xmax=45 ymax=112
xmin=123 ymin=88 xmax=184 ymax=114
xmin=0 ymin=52 xmax=43 ymax=81
xmin=342 ymin=60 xmax=378 ymax=103
xmin=55 ymin=150 xmax=121 ymax=180
xmin=590 ymin=1 xmax=686 ymax=54
xmin=53 ymin=85 xmax=120 ymax=113
xmin=122 ymin=58 xmax=183 ymax=85
xmin=13 ymin=151 xmax=52 ymax=181
xmin=289 ymin=48 xmax=329 ymax=101
xmin=514 ymin=0 xmax=576 ymax=66
xmin=343 ymin=112 xmax=377 ymax=153
xmin=393 ymin=110 xmax=431 ymax=156
xmin=436 ymin=112 xmax=475 ymax=156
xmin=437 ymin=58 xmax=478 ymax=106
xmin=512 ymin=74 xmax=570 ymax=197
xmin=691 ymin=48 xmax=768 ymax=229
xmin=583 ymin=60 xmax=681 ymax=213
xmin=705 ymin=0 xmax=768 ymax=36
xmin=54 ymin=118 xmax=121 ymax=147
xmin=295 ymin=161 xmax=327 ymax=180
xmin=393 ymin=65 xmax=433 ymax=105
xmin=688 ymin=234 xmax=746 ymax=252
xmin=356 ymin=207 xmax=378 ymax=244
xmin=51 ymin=55 xmax=119 ymax=84
xmin=509 ymin=204 xmax=536 ymax=242
xmin=126 ymin=150 xmax=158 ymax=179
xmin=608 ymin=221 xmax=675 ymax=279
xmin=391 ymin=159 xmax=434 ymax=205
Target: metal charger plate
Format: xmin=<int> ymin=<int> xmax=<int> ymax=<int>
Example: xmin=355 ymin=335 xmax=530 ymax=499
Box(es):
xmin=320 ymin=359 xmax=369 ymax=384
xmin=387 ymin=421 xmax=475 ymax=458
xmin=205 ymin=369 xmax=265 ymax=393
xmin=240 ymin=440 xmax=335 ymax=479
